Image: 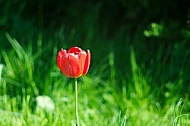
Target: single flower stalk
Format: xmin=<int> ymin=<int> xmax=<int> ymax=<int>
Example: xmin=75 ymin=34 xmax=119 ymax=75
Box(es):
xmin=57 ymin=47 xmax=91 ymax=126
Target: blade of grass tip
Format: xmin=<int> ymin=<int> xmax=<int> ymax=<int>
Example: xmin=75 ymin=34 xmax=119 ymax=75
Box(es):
xmin=5 ymin=33 xmax=38 ymax=95
xmin=117 ymin=111 xmax=122 ymax=125
xmin=177 ymin=98 xmax=184 ymax=115
xmin=2 ymin=77 xmax=22 ymax=87
xmin=2 ymin=50 xmax=15 ymax=78
xmin=130 ymin=45 xmax=141 ymax=96
xmin=38 ymin=0 xmax=43 ymax=59
xmin=5 ymin=33 xmax=25 ymax=60
xmin=173 ymin=98 xmax=184 ymax=125
xmin=0 ymin=64 xmax=3 ymax=81
xmin=130 ymin=45 xmax=137 ymax=81
xmin=121 ymin=116 xmax=127 ymax=126
xmin=31 ymin=81 xmax=39 ymax=96
xmin=5 ymin=34 xmax=33 ymax=80
xmin=109 ymin=51 xmax=116 ymax=85
xmin=37 ymin=32 xmax=42 ymax=59
xmin=117 ymin=112 xmax=127 ymax=126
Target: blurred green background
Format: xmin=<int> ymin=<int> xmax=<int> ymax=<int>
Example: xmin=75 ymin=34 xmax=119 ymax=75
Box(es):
xmin=0 ymin=0 xmax=190 ymax=125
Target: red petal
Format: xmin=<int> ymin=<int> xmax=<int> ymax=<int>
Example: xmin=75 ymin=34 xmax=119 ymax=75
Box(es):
xmin=57 ymin=49 xmax=67 ymax=70
xmin=68 ymin=47 xmax=81 ymax=53
xmin=83 ymin=49 xmax=91 ymax=75
xmin=60 ymin=56 xmax=73 ymax=77
xmin=67 ymin=53 xmax=81 ymax=77
xmin=79 ymin=50 xmax=87 ymax=75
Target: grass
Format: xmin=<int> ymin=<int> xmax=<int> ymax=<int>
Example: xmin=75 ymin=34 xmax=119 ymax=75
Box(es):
xmin=0 ymin=33 xmax=189 ymax=126
xmin=0 ymin=3 xmax=190 ymax=124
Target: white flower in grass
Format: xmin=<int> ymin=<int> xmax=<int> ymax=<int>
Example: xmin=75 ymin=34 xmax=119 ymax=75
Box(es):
xmin=36 ymin=95 xmax=55 ymax=113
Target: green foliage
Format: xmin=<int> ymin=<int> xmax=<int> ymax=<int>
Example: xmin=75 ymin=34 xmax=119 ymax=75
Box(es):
xmin=144 ymin=23 xmax=163 ymax=37
xmin=0 ymin=0 xmax=190 ymax=125
xmin=2 ymin=33 xmax=38 ymax=97
xmin=0 ymin=41 xmax=189 ymax=125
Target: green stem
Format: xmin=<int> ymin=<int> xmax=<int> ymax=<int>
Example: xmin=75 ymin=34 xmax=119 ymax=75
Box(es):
xmin=75 ymin=78 xmax=80 ymax=126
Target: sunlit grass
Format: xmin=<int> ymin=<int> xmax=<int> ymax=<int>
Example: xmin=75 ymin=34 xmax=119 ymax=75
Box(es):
xmin=0 ymin=1 xmax=189 ymax=125
xmin=0 ymin=33 xmax=189 ymax=125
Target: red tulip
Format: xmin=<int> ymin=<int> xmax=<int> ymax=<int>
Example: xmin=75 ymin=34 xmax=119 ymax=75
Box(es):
xmin=57 ymin=47 xmax=91 ymax=78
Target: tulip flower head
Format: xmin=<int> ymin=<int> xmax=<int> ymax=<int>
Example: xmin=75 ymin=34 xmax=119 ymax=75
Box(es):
xmin=57 ymin=47 xmax=91 ymax=78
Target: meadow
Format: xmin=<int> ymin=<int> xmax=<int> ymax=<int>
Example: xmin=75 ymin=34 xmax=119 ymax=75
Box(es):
xmin=0 ymin=1 xmax=190 ymax=125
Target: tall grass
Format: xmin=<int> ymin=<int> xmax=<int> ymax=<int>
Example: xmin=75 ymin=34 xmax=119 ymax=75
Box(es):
xmin=0 ymin=32 xmax=189 ymax=125
xmin=0 ymin=2 xmax=189 ymax=125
